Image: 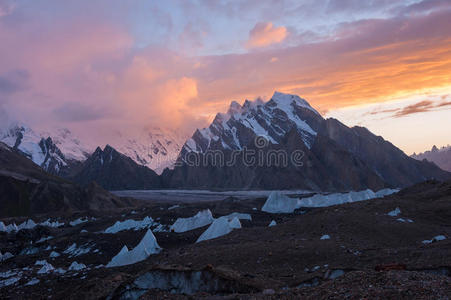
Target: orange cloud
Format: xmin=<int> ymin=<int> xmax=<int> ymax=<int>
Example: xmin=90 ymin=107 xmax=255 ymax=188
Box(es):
xmin=246 ymin=22 xmax=287 ymax=48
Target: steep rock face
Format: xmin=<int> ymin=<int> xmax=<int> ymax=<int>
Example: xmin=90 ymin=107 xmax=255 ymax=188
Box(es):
xmin=321 ymin=120 xmax=451 ymax=187
xmin=412 ymin=145 xmax=451 ymax=172
xmin=73 ymin=145 xmax=162 ymax=190
xmin=163 ymin=128 xmax=387 ymax=191
xmin=165 ymin=92 xmax=450 ymax=191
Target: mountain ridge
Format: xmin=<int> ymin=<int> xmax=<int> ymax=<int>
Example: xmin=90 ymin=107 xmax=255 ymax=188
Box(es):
xmin=166 ymin=91 xmax=450 ymax=190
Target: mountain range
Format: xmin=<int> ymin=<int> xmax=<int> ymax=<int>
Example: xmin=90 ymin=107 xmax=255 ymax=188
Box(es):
xmin=1 ymin=91 xmax=450 ymax=192
xmin=0 ymin=123 xmax=186 ymax=177
xmin=412 ymin=145 xmax=451 ymax=172
xmin=162 ymin=92 xmax=450 ymax=191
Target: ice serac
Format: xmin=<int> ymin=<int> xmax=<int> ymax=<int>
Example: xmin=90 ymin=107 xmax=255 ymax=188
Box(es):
xmin=107 ymin=229 xmax=161 ymax=268
xmin=296 ymin=189 xmax=398 ymax=208
xmin=196 ymin=217 xmax=241 ymax=243
xmin=170 ymin=209 xmax=215 ymax=233
xmin=104 ymin=216 xmax=155 ymax=234
xmin=262 ymin=191 xmax=299 ymax=213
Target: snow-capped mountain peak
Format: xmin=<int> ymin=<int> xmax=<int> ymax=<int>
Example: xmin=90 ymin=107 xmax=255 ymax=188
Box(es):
xmin=0 ymin=122 xmax=91 ymax=175
xmin=110 ymin=127 xmax=187 ymax=174
xmin=182 ymin=91 xmax=323 ymax=155
xmin=270 ymin=91 xmax=319 ymax=115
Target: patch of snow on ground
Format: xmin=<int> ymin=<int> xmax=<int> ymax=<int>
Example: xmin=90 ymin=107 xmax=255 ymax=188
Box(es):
xmin=262 ymin=191 xmax=299 ymax=213
xmin=397 ymin=218 xmax=413 ymax=223
xmin=106 ymin=229 xmax=161 ymax=268
xmin=170 ymin=209 xmax=215 ymax=233
xmin=49 ymin=251 xmax=60 ymax=258
xmin=25 ymin=278 xmax=40 ymax=286
xmin=63 ymin=243 xmax=91 ymax=257
xmin=69 ymin=218 xmax=89 ymax=226
xmin=196 ymin=217 xmax=241 ymax=243
xmin=0 ymin=251 xmax=14 ymax=262
xmin=104 ymin=216 xmax=155 ymax=234
xmin=36 ymin=236 xmax=53 ymax=243
xmin=18 ymin=219 xmax=37 ymax=230
xmin=68 ymin=262 xmax=86 ymax=271
xmin=0 ymin=276 xmax=21 ymax=288
xmin=388 ymin=207 xmax=401 ymax=216
xmin=40 ymin=219 xmax=64 ymax=228
xmin=268 ymin=220 xmax=276 ymax=227
xmin=422 ymin=235 xmax=447 ymax=244
xmin=37 ymin=262 xmax=54 ymax=274
xmin=0 ymin=270 xmax=18 ymax=279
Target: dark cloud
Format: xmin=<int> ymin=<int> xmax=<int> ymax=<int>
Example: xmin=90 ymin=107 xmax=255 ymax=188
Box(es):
xmin=394 ymin=100 xmax=434 ymax=117
xmin=52 ymin=102 xmax=110 ymax=122
xmin=393 ymin=100 xmax=451 ymax=117
xmin=366 ymin=98 xmax=451 ymax=118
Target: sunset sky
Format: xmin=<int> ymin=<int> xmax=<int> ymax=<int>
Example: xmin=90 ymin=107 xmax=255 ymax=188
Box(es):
xmin=0 ymin=0 xmax=450 ymax=154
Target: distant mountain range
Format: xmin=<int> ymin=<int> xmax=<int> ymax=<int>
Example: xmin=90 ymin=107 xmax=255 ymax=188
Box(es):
xmin=412 ymin=145 xmax=451 ymax=172
xmin=0 ymin=123 xmax=186 ymax=177
xmin=1 ymin=91 xmax=450 ymax=192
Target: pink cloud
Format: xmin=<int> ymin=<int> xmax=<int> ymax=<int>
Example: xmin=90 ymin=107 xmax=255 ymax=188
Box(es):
xmin=246 ymin=22 xmax=288 ymax=48
xmin=0 ymin=0 xmax=450 ymax=150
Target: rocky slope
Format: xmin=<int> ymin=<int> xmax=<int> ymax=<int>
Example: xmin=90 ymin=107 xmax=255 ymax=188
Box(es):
xmin=72 ymin=145 xmax=162 ymax=190
xmin=412 ymin=145 xmax=451 ymax=172
xmin=0 ymin=142 xmax=136 ymax=217
xmin=164 ymin=92 xmax=450 ymax=190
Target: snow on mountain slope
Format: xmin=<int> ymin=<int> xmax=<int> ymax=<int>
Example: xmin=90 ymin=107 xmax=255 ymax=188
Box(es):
xmin=42 ymin=128 xmax=91 ymax=162
xmin=1 ymin=121 xmax=186 ymax=175
xmin=182 ymin=91 xmax=322 ymax=156
xmin=0 ymin=122 xmax=46 ymax=166
xmin=412 ymin=145 xmax=451 ymax=172
xmin=110 ymin=127 xmax=187 ymax=174
xmin=0 ymin=122 xmax=90 ymax=174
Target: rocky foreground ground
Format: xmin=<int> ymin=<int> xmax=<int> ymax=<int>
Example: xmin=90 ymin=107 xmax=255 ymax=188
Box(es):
xmin=0 ymin=180 xmax=450 ymax=299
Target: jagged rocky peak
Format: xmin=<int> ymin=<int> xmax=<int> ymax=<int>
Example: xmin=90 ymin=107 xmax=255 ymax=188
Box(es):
xmin=181 ymin=91 xmax=322 ymax=155
xmin=227 ymin=101 xmax=242 ymax=115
